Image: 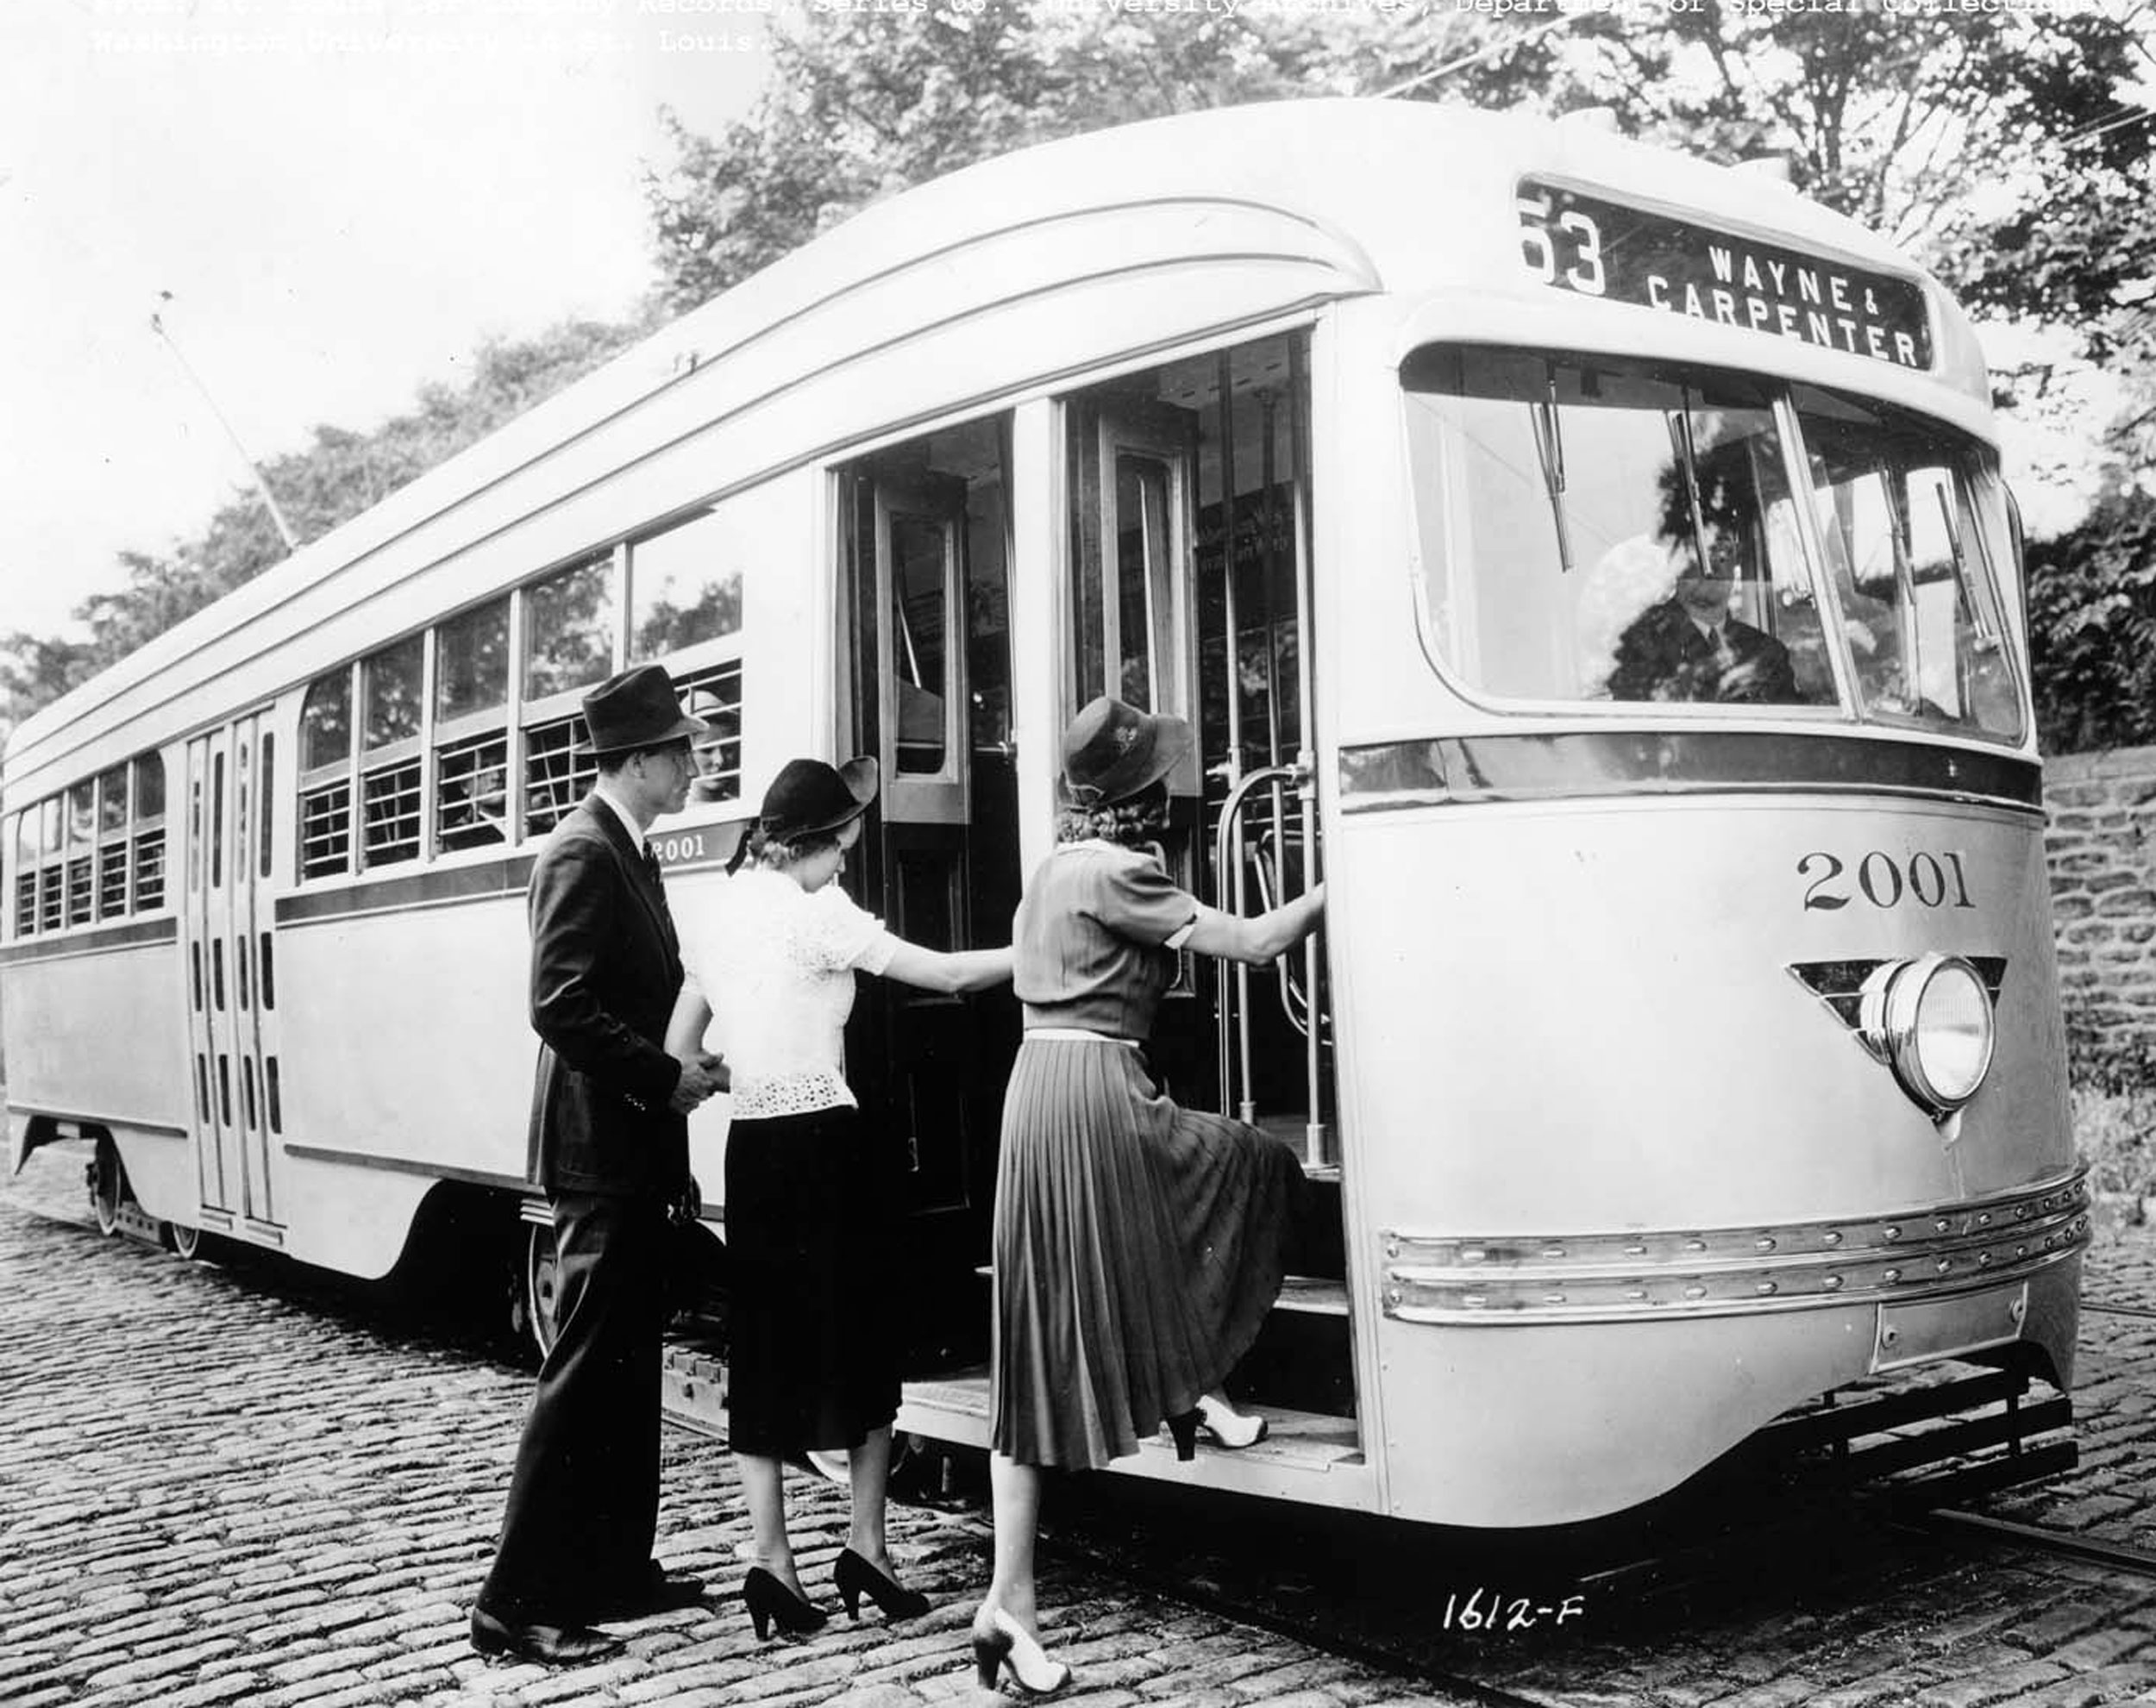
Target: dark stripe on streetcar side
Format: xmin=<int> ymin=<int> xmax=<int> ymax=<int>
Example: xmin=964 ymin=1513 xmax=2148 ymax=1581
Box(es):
xmin=274 ymin=841 xmax=744 ymax=927
xmin=279 ymin=1142 xmax=534 ymax=1194
xmin=277 ymin=856 xmax=539 ymax=925
xmin=0 ymin=916 xmax=179 ymax=967
xmin=1338 ymin=731 xmax=2043 ymax=816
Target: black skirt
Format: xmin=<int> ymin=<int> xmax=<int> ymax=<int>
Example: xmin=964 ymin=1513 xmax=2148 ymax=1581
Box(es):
xmin=724 ymin=1104 xmax=901 ymax=1457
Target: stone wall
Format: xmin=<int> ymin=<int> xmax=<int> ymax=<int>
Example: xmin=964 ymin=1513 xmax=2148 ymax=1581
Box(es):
xmin=2045 ymin=745 xmax=2156 ymax=1073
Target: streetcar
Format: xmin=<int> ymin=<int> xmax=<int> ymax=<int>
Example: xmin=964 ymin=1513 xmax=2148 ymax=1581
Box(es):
xmin=2 ymin=98 xmax=2084 ymax=1528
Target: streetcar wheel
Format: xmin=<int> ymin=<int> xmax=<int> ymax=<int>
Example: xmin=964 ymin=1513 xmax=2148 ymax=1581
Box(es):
xmin=166 ymin=1220 xmax=204 ymax=1261
xmin=522 ymin=1222 xmax=562 ymax=1359
xmin=89 ymin=1138 xmax=123 ymax=1236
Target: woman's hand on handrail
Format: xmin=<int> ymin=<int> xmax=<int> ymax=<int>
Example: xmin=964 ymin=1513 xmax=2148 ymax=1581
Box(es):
xmin=1185 ymin=880 xmax=1325 ymax=967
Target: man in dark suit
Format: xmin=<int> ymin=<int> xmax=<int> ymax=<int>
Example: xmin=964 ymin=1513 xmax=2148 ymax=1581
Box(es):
xmin=1607 ymin=554 xmax=1798 ymax=705
xmin=471 ymin=664 xmax=728 ymax=1666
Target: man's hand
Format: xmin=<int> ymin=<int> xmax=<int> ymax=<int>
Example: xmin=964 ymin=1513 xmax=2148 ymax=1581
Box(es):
xmin=668 ymin=1052 xmax=727 ymax=1113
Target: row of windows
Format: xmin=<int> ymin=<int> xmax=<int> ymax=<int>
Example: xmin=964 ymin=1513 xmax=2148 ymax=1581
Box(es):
xmin=11 ymin=754 xmax=167 ymax=937
xmin=297 ymin=505 xmax=746 ymax=880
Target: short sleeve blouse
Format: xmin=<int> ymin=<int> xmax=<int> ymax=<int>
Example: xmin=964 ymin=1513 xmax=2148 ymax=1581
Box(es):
xmin=693 ymin=867 xmax=900 ymax=1119
xmin=1012 ymin=841 xmax=1200 ymax=1041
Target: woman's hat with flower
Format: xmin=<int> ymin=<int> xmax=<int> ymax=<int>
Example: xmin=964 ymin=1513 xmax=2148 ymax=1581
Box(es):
xmin=1057 ymin=696 xmax=1192 ymax=807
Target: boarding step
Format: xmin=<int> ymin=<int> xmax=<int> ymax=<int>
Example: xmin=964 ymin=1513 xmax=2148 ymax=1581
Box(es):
xmin=973 ymin=1266 xmax=1346 ymax=1318
xmin=895 ymin=1364 xmax=1363 ymax=1472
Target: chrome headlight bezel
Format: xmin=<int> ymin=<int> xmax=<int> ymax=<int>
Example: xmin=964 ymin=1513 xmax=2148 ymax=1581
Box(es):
xmin=1858 ymin=952 xmax=1997 ymax=1117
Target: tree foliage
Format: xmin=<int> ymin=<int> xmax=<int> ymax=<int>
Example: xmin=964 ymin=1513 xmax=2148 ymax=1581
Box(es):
xmin=0 ymin=315 xmax=648 ymax=748
xmin=2028 ymin=485 xmax=2156 ymax=755
xmin=644 ymin=5 xmax=2155 ymax=754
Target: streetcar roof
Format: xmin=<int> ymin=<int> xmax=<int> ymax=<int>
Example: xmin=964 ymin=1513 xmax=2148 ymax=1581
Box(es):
xmin=6 ymin=96 xmax=1990 ymax=784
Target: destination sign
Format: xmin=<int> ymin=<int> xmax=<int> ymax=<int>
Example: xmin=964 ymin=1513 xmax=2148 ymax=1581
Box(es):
xmin=1516 ymin=177 xmax=1932 ymax=371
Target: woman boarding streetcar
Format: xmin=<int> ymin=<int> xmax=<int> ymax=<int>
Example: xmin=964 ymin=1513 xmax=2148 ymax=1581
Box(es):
xmin=1 ymin=97 xmax=2083 ymax=1536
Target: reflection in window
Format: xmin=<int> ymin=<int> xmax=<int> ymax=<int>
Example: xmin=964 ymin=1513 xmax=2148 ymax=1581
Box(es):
xmin=524 ymin=557 xmax=617 ymax=701
xmin=1792 ymin=385 xmax=2024 ymax=741
xmin=299 ymin=673 xmax=354 ymax=879
xmin=133 ymin=752 xmax=166 ymax=911
xmin=891 ymin=515 xmax=949 ymax=774
xmin=437 ymin=597 xmax=510 ymax=722
xmin=364 ymin=635 xmax=424 ymax=750
xmin=303 ymin=671 xmax=354 ymax=770
xmin=1403 ymin=347 xmax=1828 ymax=709
xmin=97 ymin=764 xmax=128 ymax=917
xmin=1115 ymin=455 xmax=1171 ymax=710
xmin=630 ymin=511 xmax=743 ymax=657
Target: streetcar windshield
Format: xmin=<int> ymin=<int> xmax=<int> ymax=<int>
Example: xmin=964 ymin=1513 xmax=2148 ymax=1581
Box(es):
xmin=1401 ymin=347 xmax=2024 ymax=741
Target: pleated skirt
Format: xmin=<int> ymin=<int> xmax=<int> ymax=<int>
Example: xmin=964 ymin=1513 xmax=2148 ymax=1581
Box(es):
xmin=989 ymin=1036 xmax=1300 ymax=1469
xmin=724 ymin=1104 xmax=901 ymax=1458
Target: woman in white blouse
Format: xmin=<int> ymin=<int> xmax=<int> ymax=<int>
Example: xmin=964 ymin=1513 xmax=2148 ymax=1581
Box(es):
xmin=666 ymin=755 xmax=1010 ymax=1642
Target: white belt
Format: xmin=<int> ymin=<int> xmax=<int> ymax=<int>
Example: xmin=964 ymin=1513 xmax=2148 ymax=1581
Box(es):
xmin=1025 ymin=1028 xmax=1140 ymax=1048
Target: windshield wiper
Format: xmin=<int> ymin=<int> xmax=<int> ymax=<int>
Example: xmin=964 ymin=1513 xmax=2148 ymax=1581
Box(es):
xmin=1531 ymin=367 xmax=1576 ymax=574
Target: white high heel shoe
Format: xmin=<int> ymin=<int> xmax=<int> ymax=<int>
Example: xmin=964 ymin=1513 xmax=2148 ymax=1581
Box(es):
xmin=971 ymin=1606 xmax=1072 ymax=1698
xmin=1195 ymin=1392 xmax=1269 ymax=1449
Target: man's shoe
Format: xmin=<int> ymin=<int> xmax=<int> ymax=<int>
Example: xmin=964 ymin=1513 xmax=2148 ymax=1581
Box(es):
xmin=469 ymin=1606 xmax=624 ymax=1665
xmin=599 ymin=1564 xmax=709 ymax=1617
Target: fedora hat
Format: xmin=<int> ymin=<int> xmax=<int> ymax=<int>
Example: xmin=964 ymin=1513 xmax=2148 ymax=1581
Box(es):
xmin=578 ymin=665 xmax=708 ymax=756
xmin=757 ymin=755 xmax=880 ymax=842
xmin=1058 ymin=696 xmax=1192 ymax=807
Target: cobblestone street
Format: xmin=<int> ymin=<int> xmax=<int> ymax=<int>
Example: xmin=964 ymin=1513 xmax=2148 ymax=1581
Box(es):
xmin=9 ymin=1143 xmax=2156 ymax=1708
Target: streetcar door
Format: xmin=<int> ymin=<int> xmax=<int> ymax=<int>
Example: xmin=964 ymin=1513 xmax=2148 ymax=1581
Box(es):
xmin=229 ymin=709 xmax=282 ymax=1229
xmin=1063 ymin=390 xmax=1215 ymax=1098
xmin=838 ymin=417 xmax=1024 ymax=1355
xmin=184 ymin=729 xmax=245 ymax=1219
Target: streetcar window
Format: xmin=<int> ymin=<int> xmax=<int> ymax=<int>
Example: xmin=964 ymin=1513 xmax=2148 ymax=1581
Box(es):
xmin=211 ymin=754 xmax=226 ymax=888
xmin=1403 ymin=347 xmax=1832 ymax=710
xmin=266 ymin=1055 xmax=282 ymax=1133
xmin=302 ymin=670 xmax=354 ymax=771
xmin=521 ymin=556 xmax=618 ymax=839
xmin=437 ymin=597 xmax=510 ymax=722
xmin=522 ymin=716 xmax=596 ymax=841
xmin=435 ymin=597 xmax=511 ymax=855
xmin=133 ymin=753 xmax=166 ymax=912
xmin=259 ymin=735 xmax=274 ymax=880
xmin=260 ymin=932 xmax=275 ymax=1010
xmin=677 ymin=660 xmax=743 ymax=807
xmin=361 ymin=638 xmax=423 ymax=871
xmin=96 ymin=766 xmax=128 ymax=918
xmin=523 ymin=555 xmax=619 ymax=701
xmin=363 ymin=635 xmax=423 ymax=751
xmin=1789 ymin=386 xmax=2025 ymax=743
xmin=890 ymin=510 xmax=955 ymax=774
xmin=630 ymin=510 xmax=743 ymax=657
xmin=11 ymin=811 xmax=33 ymax=936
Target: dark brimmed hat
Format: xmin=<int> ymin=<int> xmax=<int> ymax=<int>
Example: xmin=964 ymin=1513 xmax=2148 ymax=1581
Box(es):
xmin=1058 ymin=696 xmax=1192 ymax=808
xmin=577 ymin=665 xmax=707 ymax=756
xmin=758 ymin=755 xmax=880 ymax=841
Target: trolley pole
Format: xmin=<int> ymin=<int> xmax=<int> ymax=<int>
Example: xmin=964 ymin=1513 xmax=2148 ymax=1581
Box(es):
xmin=150 ymin=296 xmax=299 ymax=554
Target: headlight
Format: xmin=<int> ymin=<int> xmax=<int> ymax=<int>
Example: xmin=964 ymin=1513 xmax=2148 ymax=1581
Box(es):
xmin=1858 ymin=953 xmax=1997 ymax=1117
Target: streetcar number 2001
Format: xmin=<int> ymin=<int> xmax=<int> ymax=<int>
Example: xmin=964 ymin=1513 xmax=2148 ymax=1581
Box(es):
xmin=1798 ymin=850 xmax=1974 ymax=912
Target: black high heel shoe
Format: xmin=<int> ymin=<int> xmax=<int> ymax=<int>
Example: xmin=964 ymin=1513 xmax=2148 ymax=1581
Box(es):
xmin=971 ymin=1607 xmax=1072 ymax=1699
xmin=742 ymin=1567 xmax=827 ymax=1641
xmin=1167 ymin=1410 xmax=1201 ymax=1461
xmin=834 ymin=1547 xmax=929 ymax=1622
